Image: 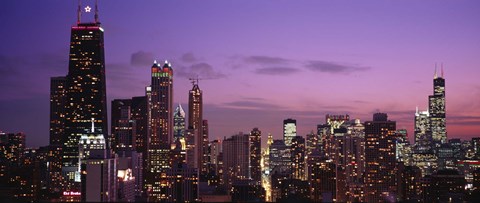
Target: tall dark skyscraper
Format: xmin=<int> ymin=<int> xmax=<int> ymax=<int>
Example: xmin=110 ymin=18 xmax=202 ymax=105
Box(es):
xmin=150 ymin=60 xmax=174 ymax=146
xmin=111 ymin=99 xmax=136 ymax=150
xmin=364 ymin=113 xmax=397 ymax=203
xmin=429 ymin=67 xmax=446 ymax=145
xmin=146 ymin=60 xmax=174 ymax=201
xmin=250 ymin=128 xmax=262 ymax=184
xmin=50 ymin=76 xmax=66 ymax=146
xmin=291 ymin=135 xmax=306 ymax=180
xmin=188 ymin=80 xmax=203 ymax=173
xmin=201 ymin=119 xmax=209 ymax=178
xmin=131 ymin=96 xmax=149 ymax=154
xmin=62 ymin=2 xmax=108 ymax=186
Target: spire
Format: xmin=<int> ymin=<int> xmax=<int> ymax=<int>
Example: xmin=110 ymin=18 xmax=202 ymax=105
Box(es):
xmin=416 ymin=106 xmax=419 ymax=114
xmin=94 ymin=0 xmax=99 ymax=23
xmin=434 ymin=63 xmax=438 ymax=79
xmin=441 ymin=63 xmax=444 ymax=78
xmin=77 ymin=0 xmax=82 ymax=24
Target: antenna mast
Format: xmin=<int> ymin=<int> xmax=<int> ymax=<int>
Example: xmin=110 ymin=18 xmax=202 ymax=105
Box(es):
xmin=441 ymin=63 xmax=444 ymax=78
xmin=94 ymin=0 xmax=99 ymax=23
xmin=77 ymin=0 xmax=82 ymax=24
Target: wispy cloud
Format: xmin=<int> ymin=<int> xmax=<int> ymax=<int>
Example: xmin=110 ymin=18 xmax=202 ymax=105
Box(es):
xmin=244 ymin=55 xmax=290 ymax=65
xmin=180 ymin=52 xmax=198 ymax=63
xmin=222 ymin=100 xmax=281 ymax=110
xmin=255 ymin=67 xmax=300 ymax=76
xmin=448 ymin=115 xmax=480 ymax=126
xmin=305 ymin=60 xmax=371 ymax=74
xmin=176 ymin=62 xmax=226 ymax=79
xmin=130 ymin=51 xmax=155 ymax=67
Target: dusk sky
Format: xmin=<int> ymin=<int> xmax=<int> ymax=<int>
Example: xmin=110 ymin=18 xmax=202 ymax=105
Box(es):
xmin=1 ymin=0 xmax=479 ymax=147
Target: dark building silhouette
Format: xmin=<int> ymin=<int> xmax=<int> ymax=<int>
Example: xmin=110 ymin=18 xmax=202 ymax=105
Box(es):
xmin=398 ymin=165 xmax=422 ymax=202
xmin=307 ymin=154 xmax=336 ymax=202
xmin=146 ymin=60 xmax=174 ymax=201
xmin=188 ymin=79 xmax=204 ymax=176
xmin=364 ymin=113 xmax=397 ymax=203
xmin=231 ymin=179 xmax=265 ymax=202
xmin=50 ymin=77 xmax=66 ymax=146
xmin=63 ymin=2 xmax=108 ymax=188
xmin=111 ymin=99 xmax=136 ymax=151
xmin=250 ymin=128 xmax=262 ymax=184
xmin=291 ymin=135 xmax=306 ymax=180
xmin=222 ymin=133 xmax=250 ymax=191
xmin=430 ymin=169 xmax=465 ymax=202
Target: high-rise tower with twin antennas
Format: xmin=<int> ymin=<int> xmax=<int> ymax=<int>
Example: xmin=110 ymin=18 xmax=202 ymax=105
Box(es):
xmin=429 ymin=63 xmax=447 ymax=146
xmin=62 ymin=0 xmax=108 ymax=189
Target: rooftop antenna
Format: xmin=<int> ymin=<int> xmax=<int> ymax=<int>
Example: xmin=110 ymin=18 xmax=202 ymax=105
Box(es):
xmin=189 ymin=75 xmax=202 ymax=86
xmin=441 ymin=62 xmax=444 ymax=78
xmin=94 ymin=0 xmax=99 ymax=23
xmin=77 ymin=0 xmax=82 ymax=24
xmin=434 ymin=62 xmax=438 ymax=79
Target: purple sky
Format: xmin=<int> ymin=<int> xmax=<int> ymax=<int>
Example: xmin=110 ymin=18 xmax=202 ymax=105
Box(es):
xmin=1 ymin=1 xmax=480 ymax=147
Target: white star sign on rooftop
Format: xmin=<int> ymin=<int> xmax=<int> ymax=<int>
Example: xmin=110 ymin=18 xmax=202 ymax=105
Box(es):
xmin=85 ymin=6 xmax=91 ymax=13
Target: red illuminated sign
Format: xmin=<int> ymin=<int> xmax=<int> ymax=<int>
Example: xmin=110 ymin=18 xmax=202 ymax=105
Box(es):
xmin=63 ymin=191 xmax=81 ymax=196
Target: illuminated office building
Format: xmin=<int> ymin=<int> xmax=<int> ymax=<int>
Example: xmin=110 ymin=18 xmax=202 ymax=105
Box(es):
xmin=146 ymin=60 xmax=174 ymax=201
xmin=283 ymin=118 xmax=297 ymax=147
xmin=201 ymin=120 xmax=209 ymax=179
xmin=396 ymin=129 xmax=411 ymax=164
xmin=291 ymin=136 xmax=306 ymax=180
xmin=222 ymin=133 xmax=250 ymax=190
xmin=250 ymin=128 xmax=262 ymax=184
xmin=79 ymin=119 xmax=117 ymax=202
xmin=63 ymin=2 xmax=108 ymax=188
xmin=429 ymin=67 xmax=447 ymax=146
xmin=111 ymin=99 xmax=136 ymax=151
xmin=269 ymin=139 xmax=291 ymax=175
xmin=415 ymin=108 xmax=432 ymax=151
xmin=364 ymin=113 xmax=397 ymax=203
xmin=188 ymin=80 xmax=204 ymax=175
xmin=307 ymin=153 xmax=336 ymax=202
xmin=165 ymin=163 xmax=199 ymax=202
xmin=149 ymin=60 xmax=173 ymax=146
xmin=173 ymin=104 xmax=186 ymax=142
xmin=50 ymin=76 xmax=66 ymax=146
xmin=398 ymin=165 xmax=422 ymax=202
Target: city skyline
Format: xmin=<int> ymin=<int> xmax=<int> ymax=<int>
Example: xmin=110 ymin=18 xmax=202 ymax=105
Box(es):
xmin=2 ymin=1 xmax=480 ymax=147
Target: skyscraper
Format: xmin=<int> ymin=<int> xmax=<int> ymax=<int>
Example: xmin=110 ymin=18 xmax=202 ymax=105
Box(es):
xmin=283 ymin=118 xmax=297 ymax=147
xmin=201 ymin=119 xmax=210 ymax=178
xmin=429 ymin=67 xmax=446 ymax=146
xmin=222 ymin=133 xmax=250 ymax=190
xmin=415 ymin=107 xmax=432 ymax=151
xmin=250 ymin=128 xmax=262 ymax=184
xmin=188 ymin=79 xmax=203 ymax=173
xmin=50 ymin=77 xmax=66 ymax=146
xmin=63 ymin=1 xmax=108 ymax=187
xmin=291 ymin=136 xmax=306 ymax=180
xmin=364 ymin=113 xmax=397 ymax=203
xmin=150 ymin=60 xmax=174 ymax=146
xmin=111 ymin=99 xmax=136 ymax=151
xmin=147 ymin=60 xmax=173 ymax=201
xmin=173 ymin=104 xmax=186 ymax=142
